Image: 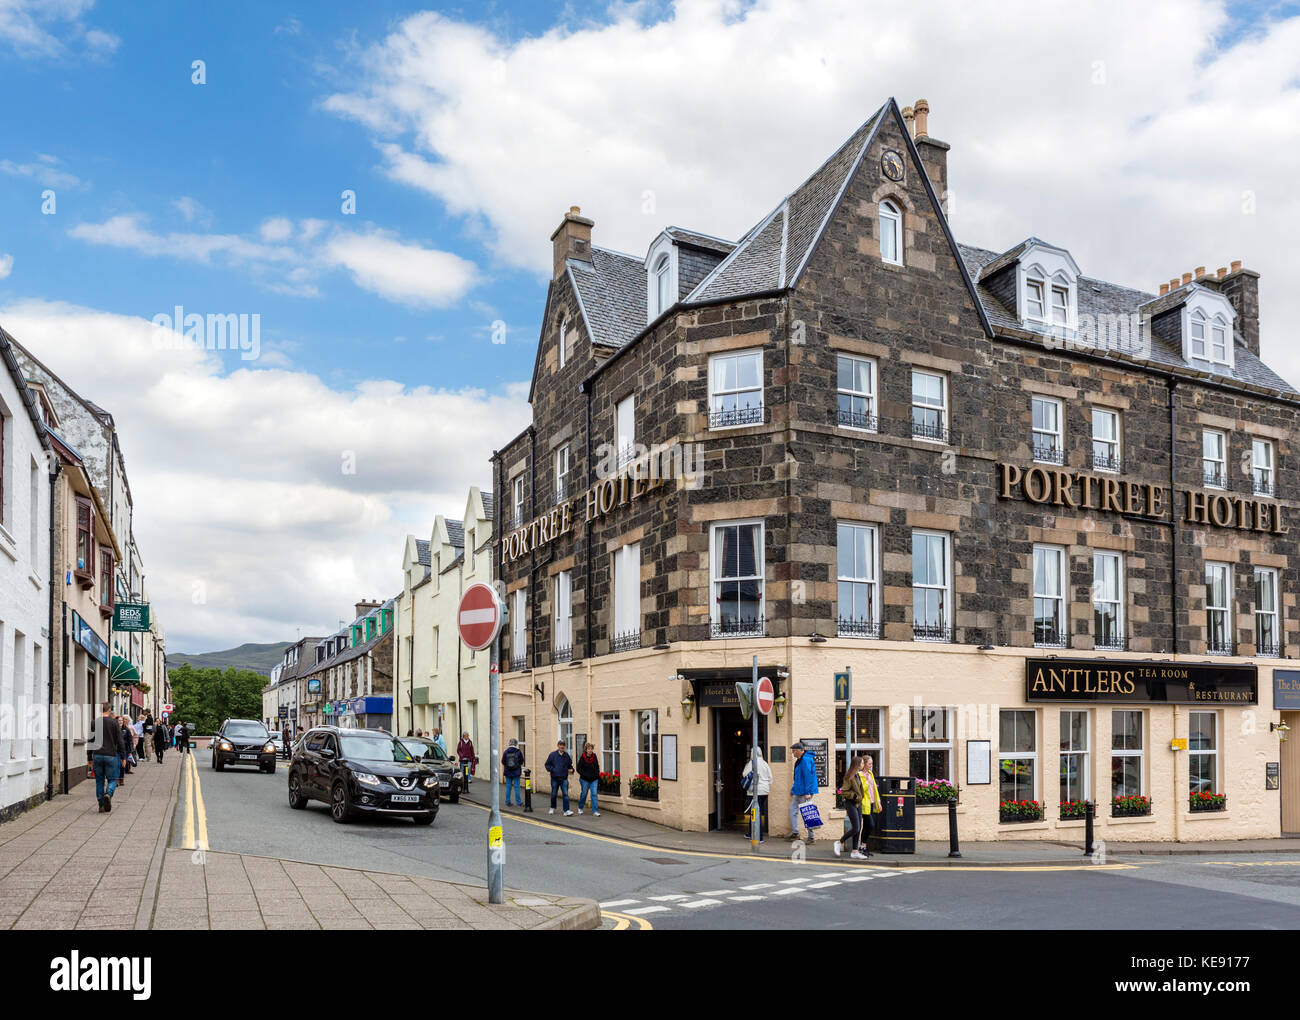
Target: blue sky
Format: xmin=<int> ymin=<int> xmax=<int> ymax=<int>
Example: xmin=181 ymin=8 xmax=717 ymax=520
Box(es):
xmin=2 ymin=0 xmax=1298 ymax=652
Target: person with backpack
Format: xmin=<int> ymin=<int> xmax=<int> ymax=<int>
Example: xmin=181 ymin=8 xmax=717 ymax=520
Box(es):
xmin=457 ymin=732 xmax=477 ymax=789
xmin=501 ymin=738 xmax=525 ymax=806
xmin=153 ymin=719 xmax=168 ymax=763
xmin=175 ymin=720 xmax=189 ymax=756
xmin=741 ymin=746 xmax=773 ymax=842
xmin=543 ymin=740 xmax=574 ymax=816
xmin=575 ymin=742 xmax=601 ymax=817
xmin=788 ymin=741 xmax=819 ymax=842
xmin=834 ymin=755 xmax=867 ymax=859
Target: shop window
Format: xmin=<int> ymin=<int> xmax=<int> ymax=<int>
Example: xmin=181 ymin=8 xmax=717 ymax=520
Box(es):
xmin=601 ymin=712 xmax=621 ymax=776
xmin=835 ymin=706 xmax=882 ymax=788
xmin=1031 ymin=396 xmax=1063 ymax=464
xmin=1059 ymin=710 xmax=1089 ymax=804
xmin=1205 ymin=563 xmax=1232 ymax=655
xmin=1188 ymin=711 xmax=1218 ymax=795
xmin=708 ymin=350 xmax=763 ymax=429
xmin=909 ymin=707 xmax=951 ymax=782
xmin=1255 ymin=567 xmax=1280 ymax=656
xmin=1032 ymin=545 xmax=1067 ymax=647
xmin=999 ymin=709 xmax=1037 ymax=803
xmin=837 ymin=522 xmax=879 ymax=638
xmin=637 ymin=709 xmax=658 ymax=778
xmin=836 ymin=354 xmax=877 ymax=432
xmin=1111 ymin=710 xmax=1144 ymax=798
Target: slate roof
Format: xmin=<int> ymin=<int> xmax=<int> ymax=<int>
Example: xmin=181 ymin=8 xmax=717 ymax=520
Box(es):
xmin=414 ymin=540 xmax=431 ymax=567
xmin=568 ymin=247 xmax=647 ymax=349
xmin=445 ymin=520 xmax=464 ymax=549
xmin=481 ymin=491 xmax=494 ymax=521
xmin=302 ymin=597 xmax=397 ymax=675
xmin=957 ymin=244 xmax=1297 ymax=396
xmin=663 ymin=226 xmax=735 ymax=253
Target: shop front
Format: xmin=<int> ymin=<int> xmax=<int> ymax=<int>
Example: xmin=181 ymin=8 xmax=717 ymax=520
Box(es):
xmin=330 ymin=696 xmax=393 ymax=732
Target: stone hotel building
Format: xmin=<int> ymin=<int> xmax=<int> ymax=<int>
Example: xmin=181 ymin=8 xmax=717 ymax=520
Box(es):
xmin=492 ymin=98 xmax=1300 ymax=841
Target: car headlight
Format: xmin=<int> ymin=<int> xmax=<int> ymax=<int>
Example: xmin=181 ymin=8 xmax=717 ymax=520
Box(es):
xmin=423 ymin=777 xmax=437 ymax=789
xmin=355 ymin=772 xmax=381 ymax=786
xmin=263 ymin=743 xmax=276 ymax=754
xmin=218 ymin=740 xmax=232 ymax=751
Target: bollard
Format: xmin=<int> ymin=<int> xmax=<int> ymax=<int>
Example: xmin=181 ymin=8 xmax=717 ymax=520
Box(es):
xmin=1083 ymin=800 xmax=1095 ymax=856
xmin=947 ymin=797 xmax=962 ymax=858
xmin=523 ymin=767 xmax=533 ymax=813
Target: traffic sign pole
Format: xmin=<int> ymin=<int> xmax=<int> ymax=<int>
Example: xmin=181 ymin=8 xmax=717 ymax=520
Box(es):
xmin=487 ymin=628 xmax=504 ymax=904
xmin=750 ymin=655 xmax=760 ymax=852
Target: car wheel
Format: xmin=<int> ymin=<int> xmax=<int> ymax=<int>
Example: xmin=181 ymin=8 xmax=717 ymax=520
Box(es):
xmin=330 ymin=782 xmax=352 ymax=823
xmin=287 ymin=773 xmax=307 ymax=809
xmin=449 ymin=792 xmax=459 ymax=804
xmin=214 ymin=757 xmax=224 ymax=772
xmin=413 ymin=811 xmax=435 ymax=826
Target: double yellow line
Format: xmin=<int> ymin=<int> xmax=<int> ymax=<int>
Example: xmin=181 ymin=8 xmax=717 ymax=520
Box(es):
xmin=180 ymin=750 xmax=209 ymax=854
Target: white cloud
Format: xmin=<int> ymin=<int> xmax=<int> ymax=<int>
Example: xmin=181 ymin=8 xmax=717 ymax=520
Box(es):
xmin=67 ymin=213 xmax=477 ymax=307
xmin=0 ymin=253 xmax=12 ymax=279
xmin=322 ymin=0 xmax=1300 ymax=385
xmin=0 ymin=300 xmax=529 ymax=650
xmin=0 ymin=0 xmax=118 ymax=57
xmin=171 ymin=196 xmax=212 ymax=226
xmin=0 ymin=155 xmax=80 ymax=189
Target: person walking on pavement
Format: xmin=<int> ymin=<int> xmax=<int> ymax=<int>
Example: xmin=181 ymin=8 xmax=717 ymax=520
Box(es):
xmin=432 ymin=728 xmax=447 ymax=754
xmin=153 ymin=719 xmax=167 ymax=763
xmin=858 ymin=755 xmax=883 ymax=857
xmin=176 ymin=720 xmax=189 ymax=756
xmin=741 ymin=746 xmax=773 ymax=842
xmin=143 ymin=714 xmax=154 ymax=761
xmin=834 ymin=755 xmax=866 ymax=859
xmin=282 ymin=723 xmax=293 ymax=759
xmin=788 ymin=741 xmax=819 ymax=842
xmin=88 ymin=704 xmax=123 ymax=812
xmin=502 ymin=738 xmax=524 ymax=806
xmin=544 ymin=740 xmax=574 ymax=815
xmin=133 ymin=717 xmax=145 ymax=765
xmin=575 ymin=742 xmax=601 ymax=817
xmin=457 ymin=732 xmax=477 ymax=789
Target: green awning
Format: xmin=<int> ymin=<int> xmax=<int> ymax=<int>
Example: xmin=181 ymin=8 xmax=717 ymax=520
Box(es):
xmin=110 ymin=655 xmax=141 ymax=684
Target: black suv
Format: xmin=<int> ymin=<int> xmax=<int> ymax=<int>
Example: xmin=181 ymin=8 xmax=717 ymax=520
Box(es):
xmin=397 ymin=736 xmax=462 ymax=803
xmin=212 ymin=719 xmax=277 ymax=773
xmin=288 ymin=726 xmax=438 ymax=825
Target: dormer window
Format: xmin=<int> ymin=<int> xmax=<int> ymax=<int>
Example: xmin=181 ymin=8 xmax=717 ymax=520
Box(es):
xmin=1180 ymin=288 xmax=1236 ymax=372
xmin=653 ymin=254 xmax=672 ymax=316
xmin=1050 ymin=284 xmax=1069 ymax=326
xmin=879 ymin=200 xmax=902 ymax=266
xmin=644 ymin=232 xmax=678 ymax=323
xmin=1026 ymin=279 xmax=1045 ymax=320
xmin=1014 ymin=242 xmax=1080 ymax=334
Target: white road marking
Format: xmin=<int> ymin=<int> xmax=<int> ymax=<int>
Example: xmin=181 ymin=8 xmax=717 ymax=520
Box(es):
xmin=815 ymin=872 xmax=842 ymax=878
xmin=773 ymin=886 xmax=808 ymax=895
xmin=600 ymin=899 xmax=639 ymax=908
xmin=740 ymin=883 xmax=774 ymax=891
xmin=625 ymin=905 xmax=669 ymax=916
xmin=681 ymin=898 xmax=724 ymax=909
xmin=728 ymin=895 xmax=766 ymax=903
xmin=840 ymin=875 xmax=876 ymax=882
xmin=806 ymin=881 xmax=840 ymax=889
xmin=648 ymin=894 xmax=688 ymax=902
xmin=695 ymin=889 xmax=732 ymax=896
xmin=778 ymin=876 xmax=810 ymax=884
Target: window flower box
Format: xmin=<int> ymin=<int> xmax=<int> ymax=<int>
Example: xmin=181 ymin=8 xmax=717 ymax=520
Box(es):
xmin=1189 ymin=792 xmax=1226 ymax=813
xmin=916 ymin=779 xmax=958 ymax=805
xmin=598 ymin=771 xmax=621 ymax=796
xmin=1059 ymin=799 xmax=1088 ymax=820
xmin=630 ymin=774 xmax=659 ymax=801
xmin=1112 ymin=795 xmax=1151 ymax=818
xmin=999 ymin=799 xmax=1042 ymax=823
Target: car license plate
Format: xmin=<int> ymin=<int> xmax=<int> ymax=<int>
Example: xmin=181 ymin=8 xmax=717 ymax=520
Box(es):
xmin=239 ymin=754 xmax=259 ymax=760
xmin=440 ymin=780 xmax=450 ymax=788
xmin=391 ymin=794 xmax=420 ymax=804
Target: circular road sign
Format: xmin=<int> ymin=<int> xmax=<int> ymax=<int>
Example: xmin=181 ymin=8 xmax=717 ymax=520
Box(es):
xmin=756 ymin=676 xmax=775 ymax=716
xmin=458 ymin=582 xmax=503 ymax=651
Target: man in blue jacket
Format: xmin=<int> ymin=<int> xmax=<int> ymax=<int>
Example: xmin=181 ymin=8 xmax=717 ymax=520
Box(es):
xmin=544 ymin=740 xmax=574 ymax=816
xmin=788 ymin=741 xmax=819 ymax=842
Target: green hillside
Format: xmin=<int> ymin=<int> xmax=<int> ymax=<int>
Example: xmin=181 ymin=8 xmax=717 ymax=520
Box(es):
xmin=167 ymin=642 xmax=290 ymax=678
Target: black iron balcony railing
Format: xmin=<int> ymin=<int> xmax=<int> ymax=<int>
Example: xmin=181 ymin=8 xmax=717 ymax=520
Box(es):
xmin=611 ymin=630 xmax=642 ymax=654
xmin=1032 ymin=441 xmax=1064 ymax=465
xmin=509 ymin=653 xmax=527 ymax=671
xmin=1090 ymin=451 xmax=1122 ymax=473
xmin=552 ymin=643 xmax=573 ymax=664
xmin=912 ymin=623 xmax=952 ymax=642
xmin=709 ymin=405 xmax=765 ymax=429
xmin=1206 ymin=633 xmax=1234 ymax=656
xmin=1202 ymin=466 xmax=1225 ymax=489
xmin=1093 ymin=631 xmax=1127 ymax=651
xmin=555 ymin=479 xmax=569 ymax=502
xmin=1256 ymin=639 xmax=1281 ymax=658
xmin=1252 ymin=476 xmax=1277 ymax=497
xmin=837 ymin=408 xmax=878 ymax=431
xmin=1033 ymin=627 xmax=1069 ymax=649
xmin=911 ymin=420 xmax=950 ymax=444
xmin=711 ymin=617 xmax=766 ymax=639
xmin=837 ymin=617 xmax=881 ymax=639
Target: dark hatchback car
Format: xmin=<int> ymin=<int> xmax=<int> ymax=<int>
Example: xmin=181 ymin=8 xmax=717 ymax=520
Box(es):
xmin=397 ymin=736 xmax=462 ymax=803
xmin=288 ymin=726 xmax=439 ymax=824
xmin=212 ymin=719 xmax=277 ymax=773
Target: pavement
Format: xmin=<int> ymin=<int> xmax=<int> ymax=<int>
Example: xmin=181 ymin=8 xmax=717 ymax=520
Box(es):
xmin=0 ymin=750 xmax=598 ymax=930
xmin=460 ymin=784 xmax=1300 ymax=866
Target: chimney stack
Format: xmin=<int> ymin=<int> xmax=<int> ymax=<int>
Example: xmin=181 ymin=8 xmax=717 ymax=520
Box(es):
xmin=909 ymin=98 xmax=951 ymax=215
xmin=550 ymin=205 xmax=594 ymax=280
xmin=1216 ymin=267 xmax=1227 ymax=279
xmin=1159 ymin=283 xmax=1169 ymax=296
xmin=902 ymin=105 xmax=915 ymax=136
xmin=354 ymin=597 xmax=382 ymax=621
xmin=1181 ymin=272 xmax=1193 ymax=286
xmin=1219 ymin=260 xmax=1261 ymax=357
xmin=1168 ymin=278 xmax=1180 ymax=291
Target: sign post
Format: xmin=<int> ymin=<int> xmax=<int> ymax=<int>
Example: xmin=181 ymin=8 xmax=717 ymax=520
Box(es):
xmin=835 ymin=668 xmax=852 ymax=787
xmin=458 ymin=582 xmax=505 ymax=904
xmin=749 ymin=664 xmax=775 ymax=851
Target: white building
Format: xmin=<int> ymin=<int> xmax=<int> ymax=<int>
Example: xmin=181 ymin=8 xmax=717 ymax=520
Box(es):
xmin=0 ymin=328 xmax=54 ymax=821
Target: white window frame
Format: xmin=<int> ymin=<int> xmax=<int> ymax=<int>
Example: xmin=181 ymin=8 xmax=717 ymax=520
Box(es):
xmin=1031 ymin=395 xmax=1063 ymax=464
xmin=615 ymin=395 xmax=635 ymax=465
xmin=999 ymin=709 xmax=1038 ymax=804
xmin=910 ymin=369 xmax=947 ymax=443
xmin=600 ymin=712 xmax=620 ymax=776
xmin=1059 ymin=709 xmax=1089 ymax=804
xmin=1025 ymin=278 xmax=1046 ymax=321
xmin=878 ymin=200 xmax=902 ymax=266
xmin=1111 ymin=710 xmax=1145 ymax=799
xmin=836 ymin=354 xmax=877 ymax=432
xmin=1205 ymin=562 xmax=1232 ymax=654
xmin=1254 ymin=566 xmax=1279 ymax=656
xmin=710 ymin=520 xmax=765 ymax=637
xmin=1033 ymin=544 xmax=1067 ymax=647
xmin=1050 ymin=282 xmax=1069 ymax=326
xmin=555 ymin=445 xmax=570 ymax=502
xmin=611 ymin=542 xmax=641 ymax=641
xmin=708 ymin=349 xmax=764 ymax=430
xmin=512 ymin=476 xmax=525 ymax=528
xmin=511 ymin=588 xmax=526 ymax=662
xmin=654 ymin=254 xmax=672 ymax=317
xmin=1202 ymin=430 xmax=1226 ymax=489
xmin=1091 ymin=408 xmax=1121 ymax=472
xmin=1092 ymin=551 xmax=1124 ymax=651
xmin=557 ymin=697 xmax=573 ymax=754
xmin=513 ymin=716 xmax=527 ymax=769
xmin=1252 ymin=438 xmax=1275 ymax=496
xmin=637 ymin=709 xmax=658 ymax=778
xmin=911 ymin=530 xmax=951 ymax=639
xmin=837 ymin=522 xmax=880 ymax=637
xmin=909 ymin=707 xmax=952 ymax=783
xmin=558 ymin=317 xmax=567 ymax=370
xmin=1189 ymin=710 xmax=1218 ymax=796
xmin=554 ymin=570 xmax=573 ymax=654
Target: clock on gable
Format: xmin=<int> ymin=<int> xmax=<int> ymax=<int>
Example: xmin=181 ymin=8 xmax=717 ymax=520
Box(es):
xmin=881 ymin=150 xmax=904 ymax=182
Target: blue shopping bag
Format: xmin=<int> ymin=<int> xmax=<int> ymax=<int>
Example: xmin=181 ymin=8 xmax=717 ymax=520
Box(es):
xmin=798 ymin=800 xmax=824 ymax=829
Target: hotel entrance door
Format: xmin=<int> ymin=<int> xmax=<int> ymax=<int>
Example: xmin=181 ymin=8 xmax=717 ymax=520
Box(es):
xmin=710 ymin=707 xmax=767 ymax=831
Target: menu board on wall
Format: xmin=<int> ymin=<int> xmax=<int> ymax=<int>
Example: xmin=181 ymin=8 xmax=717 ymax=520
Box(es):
xmin=800 ymin=738 xmax=829 ymax=788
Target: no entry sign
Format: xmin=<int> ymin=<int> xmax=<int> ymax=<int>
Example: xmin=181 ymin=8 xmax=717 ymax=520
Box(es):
xmin=756 ymin=676 xmax=774 ymax=715
xmin=458 ymin=582 xmax=503 ymax=651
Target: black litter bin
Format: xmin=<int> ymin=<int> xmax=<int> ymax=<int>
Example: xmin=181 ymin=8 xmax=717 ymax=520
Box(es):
xmin=867 ymin=776 xmax=916 ymax=854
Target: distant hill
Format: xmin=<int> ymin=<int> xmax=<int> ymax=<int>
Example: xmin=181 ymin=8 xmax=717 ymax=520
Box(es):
xmin=167 ymin=642 xmax=291 ymax=678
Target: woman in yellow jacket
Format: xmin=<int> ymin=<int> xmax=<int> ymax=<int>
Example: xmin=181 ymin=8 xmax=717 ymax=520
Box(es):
xmin=859 ymin=755 xmax=884 ymax=858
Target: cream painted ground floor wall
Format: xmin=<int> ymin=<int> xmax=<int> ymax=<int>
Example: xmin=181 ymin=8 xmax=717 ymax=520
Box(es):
xmin=500 ymin=641 xmax=1293 ymax=842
